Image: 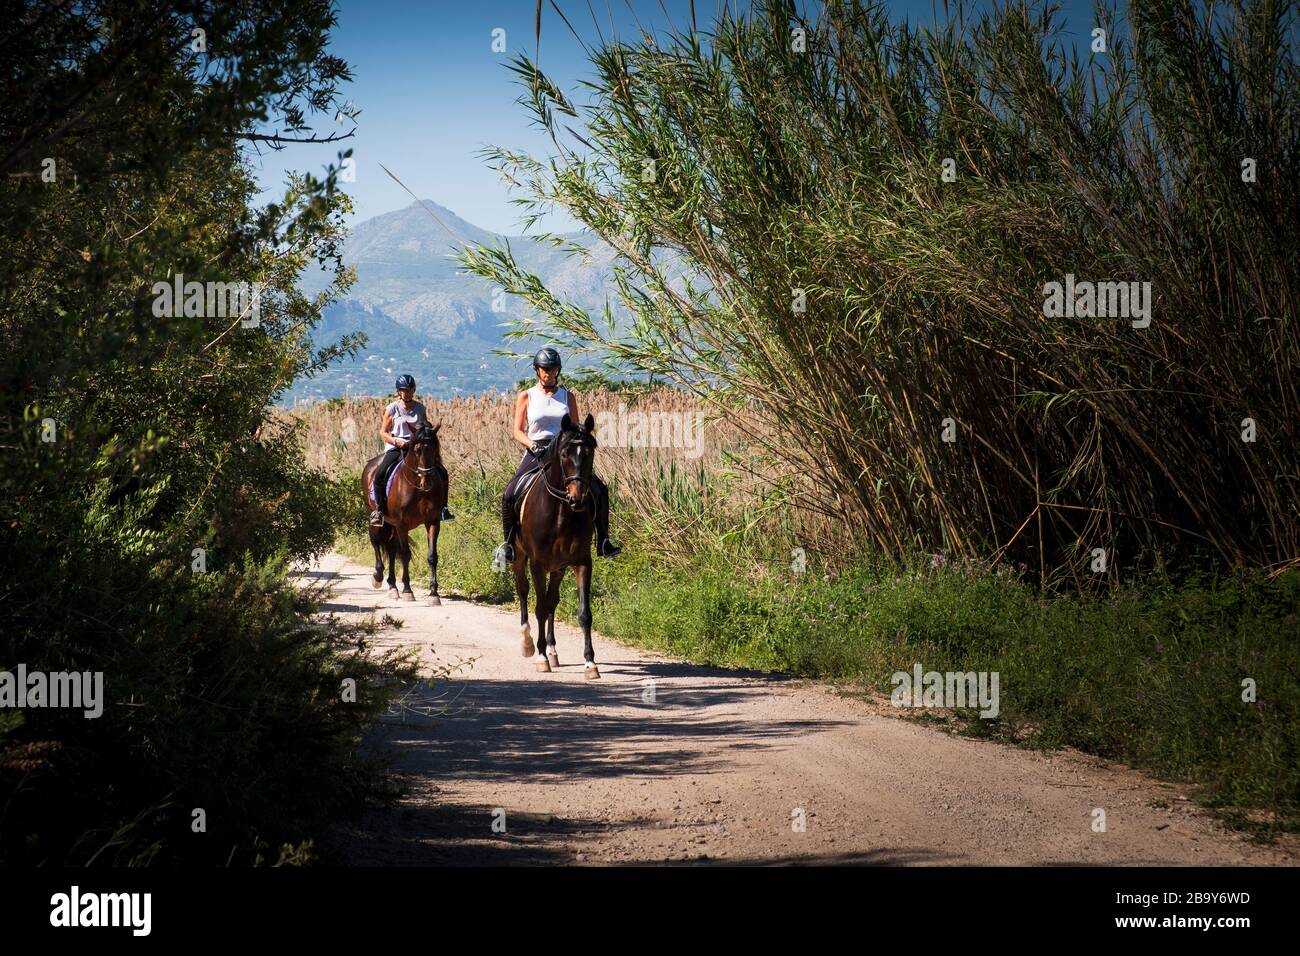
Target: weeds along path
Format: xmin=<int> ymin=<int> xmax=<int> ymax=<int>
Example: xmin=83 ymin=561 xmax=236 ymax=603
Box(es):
xmin=306 ymin=552 xmax=1294 ymax=866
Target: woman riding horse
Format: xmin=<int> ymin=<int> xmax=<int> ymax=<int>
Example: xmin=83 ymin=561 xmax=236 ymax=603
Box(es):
xmin=371 ymin=373 xmax=454 ymax=526
xmin=495 ymin=348 xmax=620 ymax=563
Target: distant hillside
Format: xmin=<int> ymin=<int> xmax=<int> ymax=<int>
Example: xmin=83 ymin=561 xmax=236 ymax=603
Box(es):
xmin=284 ymin=200 xmax=629 ymax=404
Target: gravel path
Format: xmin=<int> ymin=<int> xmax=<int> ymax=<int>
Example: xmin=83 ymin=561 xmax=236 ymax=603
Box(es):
xmin=308 ymin=552 xmax=1295 ymax=866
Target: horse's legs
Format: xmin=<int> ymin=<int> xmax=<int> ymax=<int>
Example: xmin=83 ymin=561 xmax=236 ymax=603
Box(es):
xmin=531 ymin=560 xmax=551 ymax=671
xmin=544 ymin=571 xmax=563 ymax=668
xmin=425 ymin=521 xmax=441 ymax=605
xmin=370 ymin=527 xmax=384 ymax=589
xmin=384 ymin=533 xmax=398 ymax=598
xmin=574 ymin=563 xmax=597 ymax=678
xmin=515 ymin=557 xmax=534 ymax=657
xmin=398 ymin=531 xmax=415 ymax=600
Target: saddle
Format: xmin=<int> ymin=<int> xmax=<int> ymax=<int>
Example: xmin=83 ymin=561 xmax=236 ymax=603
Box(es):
xmin=512 ymin=466 xmax=544 ymax=522
xmin=367 ymin=455 xmax=403 ymax=506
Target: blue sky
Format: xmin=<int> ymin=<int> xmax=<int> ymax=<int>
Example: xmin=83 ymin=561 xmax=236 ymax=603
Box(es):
xmin=250 ymin=0 xmax=1101 ymax=235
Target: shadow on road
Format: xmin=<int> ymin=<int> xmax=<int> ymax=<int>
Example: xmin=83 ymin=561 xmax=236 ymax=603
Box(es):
xmin=293 ymin=568 xmax=340 ymax=581
xmin=367 ymin=676 xmax=848 ymax=783
xmin=326 ymin=670 xmax=853 ymax=865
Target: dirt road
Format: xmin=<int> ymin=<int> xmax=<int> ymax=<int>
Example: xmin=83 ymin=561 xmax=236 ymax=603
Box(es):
xmin=309 ymin=552 xmax=1294 ymax=866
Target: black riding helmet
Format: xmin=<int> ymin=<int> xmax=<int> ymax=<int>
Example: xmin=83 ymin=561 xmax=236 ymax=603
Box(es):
xmin=532 ymin=347 xmax=561 ymax=370
xmin=395 ymin=374 xmax=416 ymax=390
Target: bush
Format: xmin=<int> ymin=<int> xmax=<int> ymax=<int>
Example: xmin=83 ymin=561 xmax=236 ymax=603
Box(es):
xmin=0 ymin=0 xmax=414 ymax=865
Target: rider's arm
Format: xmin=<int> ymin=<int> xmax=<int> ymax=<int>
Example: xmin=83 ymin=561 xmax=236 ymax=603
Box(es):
xmin=512 ymin=391 xmax=533 ymax=450
xmin=566 ymin=389 xmax=579 ymax=426
xmin=380 ymin=408 xmax=405 ymax=448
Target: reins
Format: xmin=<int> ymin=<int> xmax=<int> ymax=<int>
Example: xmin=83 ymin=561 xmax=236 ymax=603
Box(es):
xmin=538 ymin=433 xmax=592 ymax=508
xmin=395 ymin=428 xmax=443 ymax=493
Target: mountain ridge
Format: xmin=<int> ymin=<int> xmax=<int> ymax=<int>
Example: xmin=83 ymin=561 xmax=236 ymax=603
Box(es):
xmin=286 ymin=200 xmax=623 ymax=404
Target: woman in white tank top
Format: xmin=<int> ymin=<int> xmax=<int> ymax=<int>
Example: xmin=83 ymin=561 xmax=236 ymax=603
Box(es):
xmin=525 ymin=381 xmax=571 ymax=442
xmin=496 ymin=347 xmax=621 ymax=561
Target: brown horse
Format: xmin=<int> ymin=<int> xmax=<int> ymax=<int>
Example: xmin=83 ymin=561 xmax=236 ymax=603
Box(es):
xmin=360 ymin=421 xmax=448 ymax=605
xmin=515 ymin=413 xmax=600 ymax=678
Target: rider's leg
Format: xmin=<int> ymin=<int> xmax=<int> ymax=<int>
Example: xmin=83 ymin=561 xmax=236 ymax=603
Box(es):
xmin=496 ymin=451 xmax=539 ymax=563
xmin=590 ymin=474 xmax=621 ymax=558
xmin=500 ymin=483 xmax=517 ymax=561
xmin=371 ymin=448 xmax=401 ymax=526
xmin=436 ymin=463 xmax=455 ymax=521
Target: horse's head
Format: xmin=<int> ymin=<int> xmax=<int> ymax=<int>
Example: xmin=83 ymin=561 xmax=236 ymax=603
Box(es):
xmin=407 ymin=421 xmax=443 ymax=492
xmin=554 ymin=413 xmax=597 ymax=510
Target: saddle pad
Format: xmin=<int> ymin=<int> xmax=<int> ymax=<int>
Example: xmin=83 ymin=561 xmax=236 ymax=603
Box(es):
xmin=516 ymin=468 xmax=542 ymax=527
xmin=368 ymin=466 xmax=400 ymax=506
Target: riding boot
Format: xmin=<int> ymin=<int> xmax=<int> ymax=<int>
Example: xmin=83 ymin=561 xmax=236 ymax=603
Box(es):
xmin=437 ymin=465 xmax=455 ymax=521
xmin=498 ymin=495 xmax=517 ymax=562
xmin=594 ymin=483 xmax=621 ymax=558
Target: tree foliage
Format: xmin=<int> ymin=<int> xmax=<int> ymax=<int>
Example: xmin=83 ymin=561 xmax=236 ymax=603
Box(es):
xmin=0 ymin=0 xmax=411 ymax=865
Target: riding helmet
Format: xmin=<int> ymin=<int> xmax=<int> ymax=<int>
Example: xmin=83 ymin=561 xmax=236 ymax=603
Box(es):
xmin=532 ymin=347 xmax=562 ymax=370
xmin=395 ymin=374 xmax=416 ymax=390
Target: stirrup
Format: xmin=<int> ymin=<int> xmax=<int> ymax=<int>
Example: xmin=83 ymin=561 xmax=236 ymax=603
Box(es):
xmin=492 ymin=541 xmax=514 ymax=570
xmin=598 ymin=539 xmax=622 ymax=558
xmin=441 ymin=506 xmax=456 ymax=521
xmin=369 ymin=509 xmax=385 ymax=527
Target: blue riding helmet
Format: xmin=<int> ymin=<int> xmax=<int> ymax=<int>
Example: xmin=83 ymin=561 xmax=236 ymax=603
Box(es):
xmin=395 ymin=374 xmax=416 ymax=390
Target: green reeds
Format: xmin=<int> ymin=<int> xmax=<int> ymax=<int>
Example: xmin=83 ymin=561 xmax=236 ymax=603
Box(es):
xmin=461 ymin=0 xmax=1300 ymax=581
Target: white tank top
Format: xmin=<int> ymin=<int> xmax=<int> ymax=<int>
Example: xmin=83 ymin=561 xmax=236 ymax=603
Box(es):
xmin=526 ymin=385 xmax=569 ymax=441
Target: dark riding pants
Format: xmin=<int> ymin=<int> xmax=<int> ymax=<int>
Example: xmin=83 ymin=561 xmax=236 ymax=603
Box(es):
xmin=501 ymin=449 xmax=612 ymax=545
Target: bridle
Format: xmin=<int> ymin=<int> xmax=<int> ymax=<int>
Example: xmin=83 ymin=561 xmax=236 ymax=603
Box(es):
xmin=401 ymin=426 xmax=442 ymax=492
xmin=540 ymin=432 xmax=593 ymax=509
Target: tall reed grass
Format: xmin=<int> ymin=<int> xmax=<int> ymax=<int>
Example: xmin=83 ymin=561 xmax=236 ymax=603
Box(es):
xmin=461 ymin=0 xmax=1300 ymax=584
xmin=291 ymin=388 xmax=814 ymax=563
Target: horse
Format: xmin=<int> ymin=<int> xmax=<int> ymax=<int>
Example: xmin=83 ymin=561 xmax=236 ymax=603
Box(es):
xmin=514 ymin=412 xmax=600 ymax=678
xmin=360 ymin=421 xmax=447 ymax=605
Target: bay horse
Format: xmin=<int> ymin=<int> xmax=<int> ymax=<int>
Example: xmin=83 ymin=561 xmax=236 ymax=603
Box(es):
xmin=360 ymin=421 xmax=447 ymax=605
xmin=515 ymin=413 xmax=600 ymax=678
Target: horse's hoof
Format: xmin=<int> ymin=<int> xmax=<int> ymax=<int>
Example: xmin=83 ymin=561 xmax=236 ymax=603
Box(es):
xmin=535 ymin=660 xmax=552 ymax=673
xmin=427 ymin=595 xmax=441 ymax=607
xmin=371 ymin=577 xmax=383 ymax=589
xmin=388 ymin=588 xmax=399 ymax=600
xmin=585 ymin=665 xmax=600 ymax=680
xmin=400 ymin=591 xmax=415 ymax=602
xmin=547 ymin=651 xmax=559 ymax=669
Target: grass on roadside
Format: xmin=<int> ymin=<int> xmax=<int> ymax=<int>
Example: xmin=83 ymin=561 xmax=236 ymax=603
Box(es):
xmin=335 ymin=468 xmax=1300 ymax=835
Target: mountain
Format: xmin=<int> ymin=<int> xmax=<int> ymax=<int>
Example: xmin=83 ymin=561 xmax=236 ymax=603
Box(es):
xmin=283 ymin=200 xmax=626 ymax=404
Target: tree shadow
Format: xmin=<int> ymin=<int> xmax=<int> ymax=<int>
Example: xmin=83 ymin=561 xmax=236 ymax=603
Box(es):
xmin=317 ymin=601 xmax=367 ymax=613
xmin=363 ymin=676 xmax=848 ymax=783
xmin=325 ymin=669 xmax=856 ymax=864
xmin=293 ymin=568 xmax=340 ymax=581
